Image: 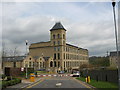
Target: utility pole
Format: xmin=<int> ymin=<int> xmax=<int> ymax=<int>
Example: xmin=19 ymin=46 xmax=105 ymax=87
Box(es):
xmin=112 ymin=1 xmax=120 ymax=89
xmin=106 ymin=51 xmax=109 ymax=57
xmin=25 ymin=40 xmax=28 ymax=79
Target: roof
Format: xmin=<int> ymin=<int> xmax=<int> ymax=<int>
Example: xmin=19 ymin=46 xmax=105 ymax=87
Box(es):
xmin=2 ymin=56 xmax=26 ymax=62
xmin=50 ymin=22 xmax=66 ymax=31
xmin=110 ymin=51 xmax=120 ymax=56
xmin=66 ymin=43 xmax=88 ymax=50
xmin=43 ymin=57 xmax=50 ymax=61
xmin=31 ymin=41 xmax=50 ymax=45
xmin=33 ymin=56 xmax=39 ymax=59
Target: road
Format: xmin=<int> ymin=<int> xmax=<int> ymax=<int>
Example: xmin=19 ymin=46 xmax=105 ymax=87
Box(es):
xmin=26 ymin=75 xmax=91 ymax=89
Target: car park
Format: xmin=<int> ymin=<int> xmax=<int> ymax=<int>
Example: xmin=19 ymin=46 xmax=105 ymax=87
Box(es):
xmin=58 ymin=71 xmax=65 ymax=74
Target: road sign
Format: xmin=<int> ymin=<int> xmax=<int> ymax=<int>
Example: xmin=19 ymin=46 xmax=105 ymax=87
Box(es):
xmin=21 ymin=67 xmax=24 ymax=71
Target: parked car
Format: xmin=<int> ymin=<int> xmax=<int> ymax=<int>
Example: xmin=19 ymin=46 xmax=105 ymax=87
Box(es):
xmin=72 ymin=71 xmax=80 ymax=77
xmin=58 ymin=71 xmax=65 ymax=74
xmin=37 ymin=69 xmax=45 ymax=71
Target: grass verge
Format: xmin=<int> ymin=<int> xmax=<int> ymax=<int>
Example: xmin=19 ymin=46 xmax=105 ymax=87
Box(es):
xmin=76 ymin=77 xmax=118 ymax=89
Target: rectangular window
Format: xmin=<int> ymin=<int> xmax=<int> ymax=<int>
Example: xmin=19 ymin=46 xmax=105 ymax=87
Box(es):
xmin=64 ymin=47 xmax=66 ymax=51
xmin=58 ymin=47 xmax=60 ymax=51
xmin=54 ymin=53 xmax=56 ymax=59
xmin=66 ymin=47 xmax=67 ymax=52
xmin=63 ymin=34 xmax=65 ymax=39
xmin=64 ymin=62 xmax=65 ymax=67
xmin=64 ymin=53 xmax=65 ymax=59
xmin=53 ymin=41 xmax=56 ymax=45
xmin=58 ymin=34 xmax=60 ymax=39
xmin=53 ymin=34 xmax=55 ymax=39
xmin=54 ymin=47 xmax=56 ymax=51
xmin=13 ymin=62 xmax=16 ymax=68
xmin=58 ymin=41 xmax=60 ymax=45
xmin=58 ymin=53 xmax=60 ymax=60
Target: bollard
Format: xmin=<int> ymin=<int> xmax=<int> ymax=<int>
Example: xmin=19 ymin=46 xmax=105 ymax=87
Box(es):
xmin=88 ymin=76 xmax=90 ymax=83
xmin=85 ymin=77 xmax=88 ymax=83
xmin=30 ymin=73 xmax=35 ymax=82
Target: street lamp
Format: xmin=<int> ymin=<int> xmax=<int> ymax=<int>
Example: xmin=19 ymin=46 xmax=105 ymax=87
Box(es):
xmin=112 ymin=1 xmax=120 ymax=89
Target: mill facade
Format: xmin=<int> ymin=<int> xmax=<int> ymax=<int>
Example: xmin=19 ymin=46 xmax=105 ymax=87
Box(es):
xmin=29 ymin=22 xmax=89 ymax=72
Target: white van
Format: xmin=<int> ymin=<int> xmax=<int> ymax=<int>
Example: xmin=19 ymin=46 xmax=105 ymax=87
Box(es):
xmin=72 ymin=71 xmax=80 ymax=77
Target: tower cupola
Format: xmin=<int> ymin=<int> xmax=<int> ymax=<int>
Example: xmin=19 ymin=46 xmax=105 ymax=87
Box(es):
xmin=50 ymin=22 xmax=66 ymax=31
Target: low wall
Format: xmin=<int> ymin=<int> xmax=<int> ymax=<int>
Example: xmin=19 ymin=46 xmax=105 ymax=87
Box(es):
xmin=4 ymin=67 xmax=34 ymax=77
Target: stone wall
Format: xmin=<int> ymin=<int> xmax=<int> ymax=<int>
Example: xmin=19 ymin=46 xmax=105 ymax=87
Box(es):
xmin=4 ymin=67 xmax=34 ymax=77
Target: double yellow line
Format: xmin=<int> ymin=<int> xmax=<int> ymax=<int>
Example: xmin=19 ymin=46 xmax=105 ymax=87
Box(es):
xmin=26 ymin=79 xmax=44 ymax=88
xmin=24 ymin=77 xmax=51 ymax=89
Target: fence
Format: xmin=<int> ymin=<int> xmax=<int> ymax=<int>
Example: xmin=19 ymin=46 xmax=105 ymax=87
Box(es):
xmin=80 ymin=69 xmax=118 ymax=83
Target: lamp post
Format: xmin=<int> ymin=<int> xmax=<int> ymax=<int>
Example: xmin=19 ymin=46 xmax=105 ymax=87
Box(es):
xmin=25 ymin=40 xmax=28 ymax=79
xmin=112 ymin=1 xmax=120 ymax=89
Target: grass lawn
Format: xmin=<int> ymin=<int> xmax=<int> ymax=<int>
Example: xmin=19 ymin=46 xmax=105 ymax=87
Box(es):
xmin=76 ymin=77 xmax=119 ymax=89
xmin=0 ymin=81 xmax=2 ymax=86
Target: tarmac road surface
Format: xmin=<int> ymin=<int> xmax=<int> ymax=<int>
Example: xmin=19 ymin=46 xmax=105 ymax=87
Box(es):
xmin=26 ymin=76 xmax=91 ymax=89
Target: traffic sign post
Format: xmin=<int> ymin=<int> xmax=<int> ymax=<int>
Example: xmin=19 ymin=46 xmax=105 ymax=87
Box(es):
xmin=21 ymin=67 xmax=24 ymax=71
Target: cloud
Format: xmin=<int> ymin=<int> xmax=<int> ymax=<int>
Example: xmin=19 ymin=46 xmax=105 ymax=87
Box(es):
xmin=2 ymin=2 xmax=117 ymax=56
xmin=66 ymin=20 xmax=115 ymax=56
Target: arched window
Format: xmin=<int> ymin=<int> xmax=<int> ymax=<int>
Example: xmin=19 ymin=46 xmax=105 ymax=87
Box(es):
xmin=58 ymin=34 xmax=60 ymax=39
xmin=43 ymin=62 xmax=45 ymax=68
xmin=40 ymin=62 xmax=42 ymax=67
xmin=50 ymin=61 xmax=53 ymax=67
xmin=53 ymin=34 xmax=55 ymax=39
xmin=29 ymin=62 xmax=31 ymax=67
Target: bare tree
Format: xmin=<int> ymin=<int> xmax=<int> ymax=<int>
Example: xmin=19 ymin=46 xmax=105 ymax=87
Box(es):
xmin=8 ymin=47 xmax=21 ymax=56
xmin=2 ymin=43 xmax=8 ymax=57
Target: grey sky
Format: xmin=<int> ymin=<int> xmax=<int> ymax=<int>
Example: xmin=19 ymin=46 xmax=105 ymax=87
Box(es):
xmin=1 ymin=1 xmax=119 ymax=56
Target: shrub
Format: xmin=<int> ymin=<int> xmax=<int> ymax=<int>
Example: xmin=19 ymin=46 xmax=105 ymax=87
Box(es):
xmin=2 ymin=77 xmax=22 ymax=89
xmin=2 ymin=75 xmax=6 ymax=79
xmin=7 ymin=81 xmax=11 ymax=86
xmin=2 ymin=81 xmax=8 ymax=88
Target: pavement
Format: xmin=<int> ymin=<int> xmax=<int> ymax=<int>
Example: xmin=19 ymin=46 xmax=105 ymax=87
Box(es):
xmin=4 ymin=77 xmax=42 ymax=89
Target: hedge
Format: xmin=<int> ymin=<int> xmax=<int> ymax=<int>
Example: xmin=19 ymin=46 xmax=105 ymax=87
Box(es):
xmin=2 ymin=78 xmax=21 ymax=89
